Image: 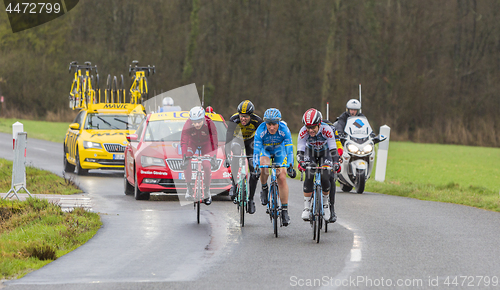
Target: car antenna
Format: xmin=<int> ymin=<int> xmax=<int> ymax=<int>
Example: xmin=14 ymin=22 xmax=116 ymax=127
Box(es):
xmin=201 ymin=85 xmax=205 ymax=108
xmin=359 ymin=83 xmax=362 ymax=114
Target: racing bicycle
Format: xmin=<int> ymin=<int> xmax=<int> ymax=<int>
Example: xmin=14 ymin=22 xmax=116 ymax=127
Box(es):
xmin=68 ymin=61 xmax=98 ymax=109
xmin=259 ymin=164 xmax=287 ymax=238
xmin=230 ymin=154 xmax=251 ymax=227
xmin=184 ymin=154 xmax=215 ymax=224
xmin=129 ymin=60 xmax=155 ymax=105
xmin=301 ymin=165 xmax=333 ymax=243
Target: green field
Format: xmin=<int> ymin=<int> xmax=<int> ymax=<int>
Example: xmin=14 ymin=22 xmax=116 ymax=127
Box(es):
xmin=289 ymin=133 xmax=500 ymax=211
xmin=0 ymin=118 xmax=69 ymax=143
xmin=2 ymin=117 xmax=499 ymax=211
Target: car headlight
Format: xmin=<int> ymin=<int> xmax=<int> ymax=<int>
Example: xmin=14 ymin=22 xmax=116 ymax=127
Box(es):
xmin=363 ymin=144 xmax=373 ymax=153
xmin=83 ymin=141 xmax=102 ymax=149
xmin=347 ymin=144 xmax=359 ymax=154
xmin=141 ymin=156 xmax=166 ymax=167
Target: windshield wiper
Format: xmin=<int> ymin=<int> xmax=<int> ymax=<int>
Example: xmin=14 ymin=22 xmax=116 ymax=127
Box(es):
xmin=97 ymin=116 xmax=119 ymax=129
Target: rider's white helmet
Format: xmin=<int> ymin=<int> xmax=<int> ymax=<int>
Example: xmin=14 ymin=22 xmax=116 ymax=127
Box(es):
xmin=346 ymin=99 xmax=361 ymax=115
xmin=162 ymin=97 xmax=174 ymax=106
xmin=189 ymin=106 xmax=205 ymax=121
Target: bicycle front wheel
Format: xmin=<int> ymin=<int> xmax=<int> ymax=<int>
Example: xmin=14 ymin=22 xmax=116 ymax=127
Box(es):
xmin=196 ymin=201 xmax=201 ymax=224
xmin=239 ymin=181 xmax=247 ymax=227
xmin=272 ymin=183 xmax=279 ymax=238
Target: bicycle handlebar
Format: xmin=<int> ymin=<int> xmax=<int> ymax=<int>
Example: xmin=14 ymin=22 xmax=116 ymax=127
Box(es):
xmin=129 ymin=64 xmax=156 ymax=76
xmin=259 ymin=164 xmax=288 ymax=169
xmin=184 ymin=155 xmax=215 ymax=161
xmin=300 ymin=166 xmax=333 ymax=181
xmin=230 ymin=155 xmax=252 ymax=159
xmin=69 ymin=61 xmax=98 ymax=74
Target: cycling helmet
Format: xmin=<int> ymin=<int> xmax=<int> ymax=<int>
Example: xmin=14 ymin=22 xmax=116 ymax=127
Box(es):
xmin=205 ymin=106 xmax=214 ymax=113
xmin=302 ymin=108 xmax=322 ymax=127
xmin=189 ymin=106 xmax=205 ymax=121
xmin=346 ymin=99 xmax=361 ymax=113
xmin=263 ymin=108 xmax=281 ymax=123
xmin=237 ymin=100 xmax=254 ymax=114
xmin=163 ymin=97 xmax=174 ymax=106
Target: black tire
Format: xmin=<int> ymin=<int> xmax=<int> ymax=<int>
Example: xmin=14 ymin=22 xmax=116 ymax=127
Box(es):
xmin=196 ymin=174 xmax=202 ymax=224
xmin=342 ymin=184 xmax=353 ymax=192
xmin=134 ymin=168 xmax=150 ymax=200
xmin=317 ymin=215 xmax=322 ymax=243
xmin=63 ymin=145 xmax=75 ymax=172
xmin=124 ymin=170 xmax=134 ymax=195
xmin=272 ymin=183 xmax=278 ymax=238
xmin=240 ymin=182 xmax=246 ymax=227
xmin=356 ymin=169 xmax=366 ymax=194
xmin=120 ymin=74 xmax=125 ymax=103
xmin=106 ymin=74 xmax=112 ymax=103
xmin=75 ymin=149 xmax=88 ymax=175
xmin=196 ymin=201 xmax=200 ymax=224
xmin=112 ymin=76 xmax=118 ymax=103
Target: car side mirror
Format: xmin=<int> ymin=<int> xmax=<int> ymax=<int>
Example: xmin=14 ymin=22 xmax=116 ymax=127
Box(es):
xmin=69 ymin=123 xmax=80 ymax=130
xmin=126 ymin=134 xmax=138 ymax=142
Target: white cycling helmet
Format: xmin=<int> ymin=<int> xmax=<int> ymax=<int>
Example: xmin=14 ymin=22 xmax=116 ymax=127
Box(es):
xmin=162 ymin=97 xmax=174 ymax=106
xmin=189 ymin=106 xmax=205 ymax=121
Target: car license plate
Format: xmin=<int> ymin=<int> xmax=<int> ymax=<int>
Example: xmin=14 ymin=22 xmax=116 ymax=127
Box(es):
xmin=113 ymin=154 xmax=125 ymax=160
xmin=178 ymin=172 xmax=197 ymax=180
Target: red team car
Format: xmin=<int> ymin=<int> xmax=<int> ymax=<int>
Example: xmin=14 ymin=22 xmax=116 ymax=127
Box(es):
xmin=124 ymin=111 xmax=232 ymax=200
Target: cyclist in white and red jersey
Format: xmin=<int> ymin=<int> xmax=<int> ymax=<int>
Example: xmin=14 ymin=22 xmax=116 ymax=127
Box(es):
xmin=297 ymin=108 xmax=340 ymax=222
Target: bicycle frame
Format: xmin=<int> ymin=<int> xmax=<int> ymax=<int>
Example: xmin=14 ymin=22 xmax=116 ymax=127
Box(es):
xmin=231 ymin=155 xmax=250 ymax=226
xmin=259 ymin=164 xmax=287 ymax=237
xmin=68 ymin=61 xmax=98 ymax=110
xmin=301 ymin=166 xmax=333 ymax=243
xmin=185 ymin=154 xmax=213 ymax=224
xmin=129 ymin=61 xmax=155 ymax=105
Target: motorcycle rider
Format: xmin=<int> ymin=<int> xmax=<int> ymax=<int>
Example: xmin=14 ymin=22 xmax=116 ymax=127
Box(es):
xmin=181 ymin=106 xmax=218 ymax=205
xmin=253 ymin=108 xmax=296 ymax=226
xmin=297 ymin=108 xmax=340 ymax=222
xmin=225 ymin=100 xmax=263 ymax=214
xmin=158 ymin=96 xmax=182 ymax=112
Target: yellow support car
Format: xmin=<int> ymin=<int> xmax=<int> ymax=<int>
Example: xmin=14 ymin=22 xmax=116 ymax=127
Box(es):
xmin=64 ymin=103 xmax=146 ymax=175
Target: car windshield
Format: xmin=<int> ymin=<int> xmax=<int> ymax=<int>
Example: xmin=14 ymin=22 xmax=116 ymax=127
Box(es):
xmin=144 ymin=119 xmax=227 ymax=142
xmin=84 ymin=114 xmax=145 ymax=130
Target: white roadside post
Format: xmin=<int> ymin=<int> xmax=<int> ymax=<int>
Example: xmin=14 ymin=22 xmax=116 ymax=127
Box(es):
xmin=4 ymin=122 xmax=31 ymax=199
xmin=375 ymin=125 xmax=391 ymax=182
xmin=12 ymin=121 xmax=23 ymax=150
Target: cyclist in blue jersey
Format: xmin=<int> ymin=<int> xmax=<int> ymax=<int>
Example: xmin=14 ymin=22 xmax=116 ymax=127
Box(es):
xmin=253 ymin=108 xmax=297 ymax=226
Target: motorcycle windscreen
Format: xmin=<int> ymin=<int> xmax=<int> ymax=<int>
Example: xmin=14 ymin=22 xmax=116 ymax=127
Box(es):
xmin=345 ymin=116 xmax=373 ymax=138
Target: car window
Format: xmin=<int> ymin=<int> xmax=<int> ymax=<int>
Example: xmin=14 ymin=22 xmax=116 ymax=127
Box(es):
xmin=143 ymin=120 xmax=227 ymax=142
xmin=73 ymin=110 xmax=85 ymax=127
xmin=135 ymin=118 xmax=146 ymax=140
xmin=84 ymin=114 xmax=144 ymax=130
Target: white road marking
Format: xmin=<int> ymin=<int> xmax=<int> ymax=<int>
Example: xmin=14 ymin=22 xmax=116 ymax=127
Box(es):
xmin=321 ymin=220 xmax=366 ymax=289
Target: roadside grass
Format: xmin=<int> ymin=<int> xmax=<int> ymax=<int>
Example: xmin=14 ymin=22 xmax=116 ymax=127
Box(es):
xmin=0 ymin=118 xmax=69 ymax=143
xmin=0 ymin=198 xmax=102 ymax=279
xmin=289 ymin=134 xmax=500 ymax=212
xmin=1 ymin=158 xmax=81 ymax=195
xmin=0 ymin=157 xmax=96 ymax=279
xmin=365 ymin=141 xmax=500 ymax=211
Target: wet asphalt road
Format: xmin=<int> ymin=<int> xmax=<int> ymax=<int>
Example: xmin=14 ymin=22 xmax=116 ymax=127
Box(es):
xmin=1 ymin=132 xmax=500 ymax=290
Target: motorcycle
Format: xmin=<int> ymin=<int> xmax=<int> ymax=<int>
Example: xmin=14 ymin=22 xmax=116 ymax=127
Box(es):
xmin=336 ymin=116 xmax=386 ymax=194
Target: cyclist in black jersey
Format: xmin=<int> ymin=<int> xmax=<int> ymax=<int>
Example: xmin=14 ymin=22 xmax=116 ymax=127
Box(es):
xmin=225 ymin=100 xmax=263 ymax=214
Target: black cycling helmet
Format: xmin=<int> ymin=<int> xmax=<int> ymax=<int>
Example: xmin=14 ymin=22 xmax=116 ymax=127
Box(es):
xmin=237 ymin=100 xmax=255 ymax=115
